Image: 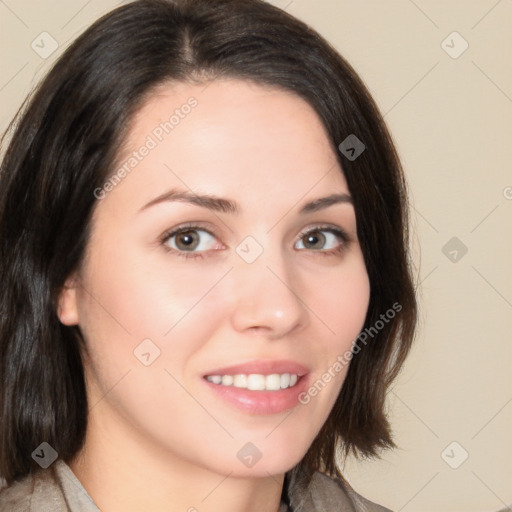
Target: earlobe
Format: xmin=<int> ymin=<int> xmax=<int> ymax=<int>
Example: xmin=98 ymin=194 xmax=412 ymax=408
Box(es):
xmin=57 ymin=276 xmax=80 ymax=326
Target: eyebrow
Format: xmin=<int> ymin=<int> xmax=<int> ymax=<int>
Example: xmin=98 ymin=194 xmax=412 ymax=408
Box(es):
xmin=139 ymin=188 xmax=352 ymax=215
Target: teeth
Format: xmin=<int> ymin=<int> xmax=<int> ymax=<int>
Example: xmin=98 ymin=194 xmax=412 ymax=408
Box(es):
xmin=206 ymin=372 xmax=300 ymax=390
xmin=264 ymin=374 xmax=281 ymax=391
xmin=233 ymin=374 xmax=247 ymax=388
xmin=247 ymin=374 xmax=265 ymax=390
xmin=221 ymin=375 xmax=233 ymax=386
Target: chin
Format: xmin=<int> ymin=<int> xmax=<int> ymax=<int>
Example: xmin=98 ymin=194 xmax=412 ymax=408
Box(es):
xmin=215 ymin=441 xmax=309 ymax=478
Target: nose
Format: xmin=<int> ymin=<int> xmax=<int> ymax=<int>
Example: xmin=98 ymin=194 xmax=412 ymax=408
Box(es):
xmin=228 ymin=250 xmax=309 ymax=339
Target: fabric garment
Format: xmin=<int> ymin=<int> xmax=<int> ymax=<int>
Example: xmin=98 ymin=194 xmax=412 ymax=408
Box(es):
xmin=0 ymin=460 xmax=391 ymax=512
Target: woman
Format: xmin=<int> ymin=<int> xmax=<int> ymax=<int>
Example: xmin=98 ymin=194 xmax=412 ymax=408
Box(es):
xmin=0 ymin=0 xmax=417 ymax=510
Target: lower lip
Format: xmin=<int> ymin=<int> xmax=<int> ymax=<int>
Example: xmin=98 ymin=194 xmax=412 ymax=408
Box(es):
xmin=202 ymin=375 xmax=310 ymax=415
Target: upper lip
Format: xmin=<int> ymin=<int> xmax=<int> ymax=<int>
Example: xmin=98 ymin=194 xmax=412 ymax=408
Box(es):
xmin=204 ymin=360 xmax=310 ymax=377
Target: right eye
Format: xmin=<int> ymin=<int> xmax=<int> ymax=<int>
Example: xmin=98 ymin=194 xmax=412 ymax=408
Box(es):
xmin=161 ymin=225 xmax=221 ymax=259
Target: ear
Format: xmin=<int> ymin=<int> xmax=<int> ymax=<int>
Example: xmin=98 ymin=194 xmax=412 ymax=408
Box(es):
xmin=57 ymin=274 xmax=80 ymax=326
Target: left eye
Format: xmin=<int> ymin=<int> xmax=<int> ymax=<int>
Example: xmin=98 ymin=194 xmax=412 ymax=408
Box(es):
xmin=295 ymin=229 xmax=344 ymax=251
xmin=164 ymin=228 xmax=217 ymax=252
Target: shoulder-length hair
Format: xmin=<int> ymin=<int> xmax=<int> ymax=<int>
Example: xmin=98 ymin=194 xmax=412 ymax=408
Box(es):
xmin=0 ymin=0 xmax=417 ymax=485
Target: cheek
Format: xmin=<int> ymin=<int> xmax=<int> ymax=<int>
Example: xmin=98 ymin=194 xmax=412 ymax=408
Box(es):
xmin=76 ymin=239 xmax=232 ymax=373
xmin=308 ymin=254 xmax=370 ymax=352
xmin=293 ymin=257 xmax=369 ymax=419
xmin=74 ymin=252 xmax=231 ymax=436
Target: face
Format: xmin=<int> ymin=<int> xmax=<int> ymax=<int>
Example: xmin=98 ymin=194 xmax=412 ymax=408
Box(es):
xmin=59 ymin=79 xmax=370 ymax=477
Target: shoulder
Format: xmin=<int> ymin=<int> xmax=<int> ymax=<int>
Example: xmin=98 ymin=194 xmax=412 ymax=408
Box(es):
xmin=0 ymin=463 xmax=71 ymax=512
xmin=0 ymin=473 xmax=35 ymax=512
xmin=285 ymin=465 xmax=392 ymax=512
xmin=311 ymin=471 xmax=392 ymax=512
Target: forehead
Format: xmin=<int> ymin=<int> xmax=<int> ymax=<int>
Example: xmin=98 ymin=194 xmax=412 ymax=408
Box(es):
xmin=104 ymin=79 xmax=349 ymax=214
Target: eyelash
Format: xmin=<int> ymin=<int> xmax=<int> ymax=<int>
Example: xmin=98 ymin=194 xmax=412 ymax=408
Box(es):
xmin=159 ymin=223 xmax=351 ymax=260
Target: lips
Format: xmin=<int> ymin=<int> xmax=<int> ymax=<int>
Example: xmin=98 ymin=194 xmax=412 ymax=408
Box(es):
xmin=202 ymin=360 xmax=311 ymax=415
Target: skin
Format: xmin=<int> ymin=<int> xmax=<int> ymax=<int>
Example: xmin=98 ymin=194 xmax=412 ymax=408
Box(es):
xmin=58 ymin=79 xmax=370 ymax=512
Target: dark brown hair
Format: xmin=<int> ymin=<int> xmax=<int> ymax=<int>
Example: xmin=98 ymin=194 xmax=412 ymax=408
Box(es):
xmin=0 ymin=0 xmax=417 ymax=486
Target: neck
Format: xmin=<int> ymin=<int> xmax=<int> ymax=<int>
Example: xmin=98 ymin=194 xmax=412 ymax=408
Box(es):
xmin=68 ymin=408 xmax=285 ymax=512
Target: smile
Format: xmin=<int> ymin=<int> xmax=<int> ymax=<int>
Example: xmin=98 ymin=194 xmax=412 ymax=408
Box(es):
xmin=202 ymin=361 xmax=311 ymax=415
xmin=204 ymin=373 xmax=299 ymax=391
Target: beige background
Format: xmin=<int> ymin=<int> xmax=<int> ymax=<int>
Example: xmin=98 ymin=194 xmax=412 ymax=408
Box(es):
xmin=1 ymin=1 xmax=511 ymax=511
